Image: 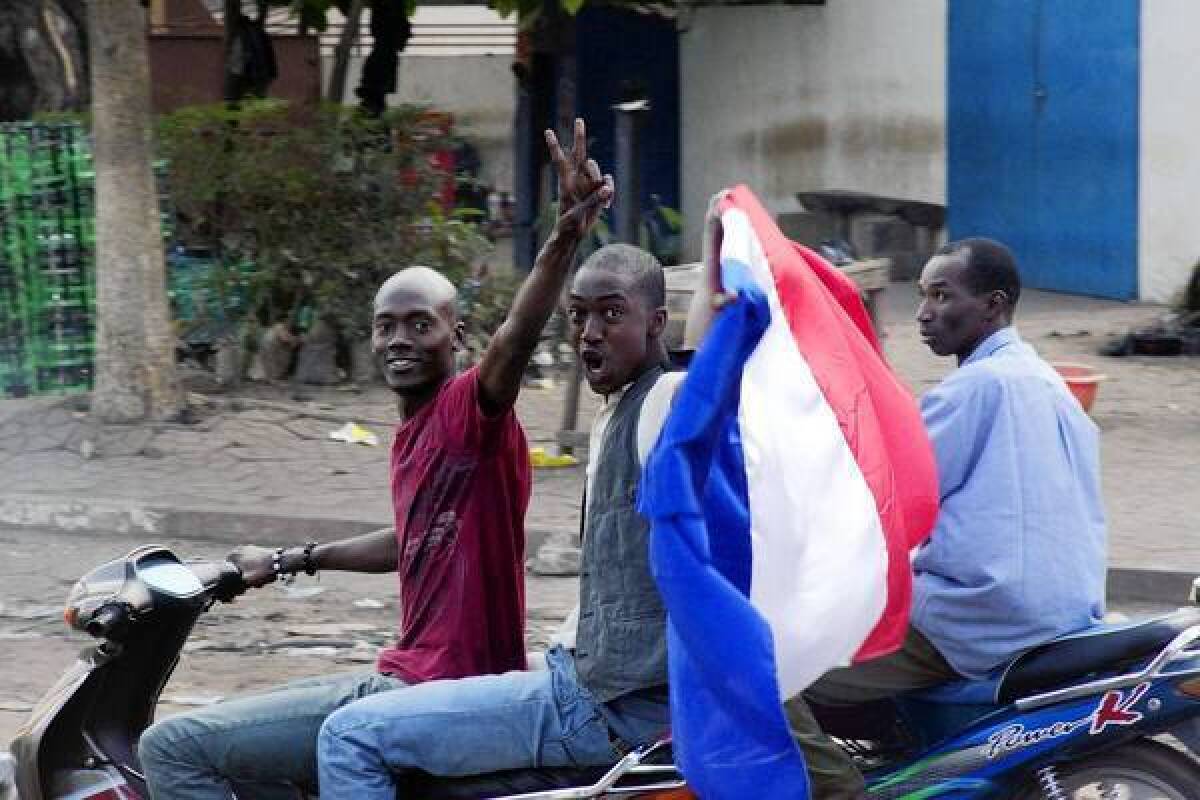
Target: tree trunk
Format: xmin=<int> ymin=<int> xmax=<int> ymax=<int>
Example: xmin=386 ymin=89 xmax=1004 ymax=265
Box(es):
xmin=512 ymin=18 xmax=554 ymax=269
xmin=327 ymin=0 xmax=365 ymax=104
xmin=552 ymin=11 xmax=577 ymax=142
xmin=89 ymin=0 xmax=182 ymax=423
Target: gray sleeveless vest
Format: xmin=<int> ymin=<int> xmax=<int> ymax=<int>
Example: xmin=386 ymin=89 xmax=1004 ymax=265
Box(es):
xmin=575 ymin=365 xmax=668 ymax=703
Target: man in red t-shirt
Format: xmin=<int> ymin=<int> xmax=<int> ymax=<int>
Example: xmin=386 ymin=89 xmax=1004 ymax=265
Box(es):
xmin=138 ymin=118 xmax=614 ymax=800
xmin=376 ymin=344 xmax=529 ymax=682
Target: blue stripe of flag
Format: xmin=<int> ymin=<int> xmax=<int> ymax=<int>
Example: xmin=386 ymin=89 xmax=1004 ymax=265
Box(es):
xmin=639 ymin=258 xmax=811 ymax=800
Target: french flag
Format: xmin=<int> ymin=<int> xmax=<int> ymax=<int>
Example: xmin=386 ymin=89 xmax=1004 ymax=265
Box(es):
xmin=639 ymin=186 xmax=939 ymax=799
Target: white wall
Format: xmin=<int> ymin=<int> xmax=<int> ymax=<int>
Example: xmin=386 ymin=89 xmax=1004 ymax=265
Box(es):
xmin=1139 ymin=0 xmax=1200 ymax=304
xmin=317 ymin=7 xmax=515 ymax=191
xmin=330 ymin=54 xmax=515 ymax=193
xmin=679 ymin=2 xmax=946 ymax=259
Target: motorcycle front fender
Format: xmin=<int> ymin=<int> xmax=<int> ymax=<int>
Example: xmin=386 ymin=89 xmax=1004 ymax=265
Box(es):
xmin=9 ymin=652 xmax=97 ymax=800
xmin=1168 ymin=716 xmax=1200 ymax=758
xmin=0 ymin=751 xmax=17 ymax=800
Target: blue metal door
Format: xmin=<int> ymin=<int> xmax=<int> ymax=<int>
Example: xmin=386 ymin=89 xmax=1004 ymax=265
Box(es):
xmin=948 ymin=1 xmax=1139 ymax=299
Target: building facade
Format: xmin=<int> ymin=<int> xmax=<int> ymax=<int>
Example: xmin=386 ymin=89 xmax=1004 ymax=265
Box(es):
xmin=680 ymin=0 xmax=1198 ymax=303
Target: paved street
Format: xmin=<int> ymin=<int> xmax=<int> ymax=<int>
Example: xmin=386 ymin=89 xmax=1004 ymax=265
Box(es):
xmin=1 ymin=281 xmax=1198 ymax=747
xmin=1 ymin=282 xmax=1195 ymax=572
xmin=0 ymin=368 xmax=599 ymax=540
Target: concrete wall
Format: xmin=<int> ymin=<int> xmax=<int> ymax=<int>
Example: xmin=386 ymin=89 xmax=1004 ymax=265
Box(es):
xmin=1139 ymin=0 xmax=1200 ymax=304
xmin=679 ymin=2 xmax=946 ymax=259
xmin=151 ymin=35 xmax=320 ymax=113
xmin=333 ymin=54 xmax=515 ymax=193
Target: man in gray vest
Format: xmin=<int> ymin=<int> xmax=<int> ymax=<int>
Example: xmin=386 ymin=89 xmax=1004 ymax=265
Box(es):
xmin=315 ymin=243 xmax=680 ymax=800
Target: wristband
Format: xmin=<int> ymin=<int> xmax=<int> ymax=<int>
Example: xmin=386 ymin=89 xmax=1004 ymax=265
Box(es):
xmin=302 ymin=541 xmax=319 ymax=576
xmin=271 ymin=547 xmax=286 ymax=583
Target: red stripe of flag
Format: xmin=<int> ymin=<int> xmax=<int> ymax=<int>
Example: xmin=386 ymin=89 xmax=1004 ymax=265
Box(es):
xmin=720 ymin=186 xmax=939 ymax=660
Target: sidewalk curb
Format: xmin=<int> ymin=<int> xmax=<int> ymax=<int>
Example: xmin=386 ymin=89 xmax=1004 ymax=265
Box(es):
xmin=2 ymin=494 xmax=1191 ymax=604
xmin=1107 ymin=567 xmax=1197 ymax=606
xmin=0 ymin=495 xmax=565 ymax=557
xmin=0 ymin=494 xmax=387 ymax=545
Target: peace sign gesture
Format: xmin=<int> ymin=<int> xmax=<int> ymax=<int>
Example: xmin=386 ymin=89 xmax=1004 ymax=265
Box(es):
xmin=544 ymin=117 xmax=614 ymax=237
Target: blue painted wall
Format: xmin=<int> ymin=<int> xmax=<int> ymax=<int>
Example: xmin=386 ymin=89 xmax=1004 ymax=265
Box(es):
xmin=948 ymin=0 xmax=1139 ymax=299
xmin=575 ymin=8 xmax=681 ymax=214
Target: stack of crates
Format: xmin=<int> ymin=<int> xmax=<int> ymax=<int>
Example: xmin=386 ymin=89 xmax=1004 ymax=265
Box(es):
xmin=0 ymin=123 xmax=95 ymax=396
xmin=0 ymin=122 xmax=172 ymax=397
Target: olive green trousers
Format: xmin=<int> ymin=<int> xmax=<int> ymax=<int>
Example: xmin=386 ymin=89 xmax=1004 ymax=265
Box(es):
xmin=784 ymin=628 xmax=959 ymax=799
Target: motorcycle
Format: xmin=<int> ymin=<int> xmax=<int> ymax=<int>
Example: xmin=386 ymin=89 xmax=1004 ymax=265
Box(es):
xmin=0 ymin=546 xmax=687 ymax=800
xmin=3 ymin=546 xmax=1200 ymax=799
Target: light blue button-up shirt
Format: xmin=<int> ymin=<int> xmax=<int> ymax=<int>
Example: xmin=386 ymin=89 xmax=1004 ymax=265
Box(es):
xmin=911 ymin=327 xmax=1107 ymax=679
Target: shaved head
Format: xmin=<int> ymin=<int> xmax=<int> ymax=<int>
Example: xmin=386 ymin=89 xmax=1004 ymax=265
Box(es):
xmin=576 ymin=244 xmax=664 ymax=310
xmin=375 ymin=266 xmax=458 ymax=318
xmin=372 ymin=266 xmax=464 ymax=412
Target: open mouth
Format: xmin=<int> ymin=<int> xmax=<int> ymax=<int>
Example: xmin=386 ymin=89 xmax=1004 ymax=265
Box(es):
xmin=580 ymin=350 xmax=605 ymax=374
xmin=576 ymin=347 xmax=609 ymax=381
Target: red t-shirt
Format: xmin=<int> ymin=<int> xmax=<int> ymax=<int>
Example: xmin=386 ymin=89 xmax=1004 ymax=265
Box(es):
xmin=376 ymin=367 xmax=531 ymax=682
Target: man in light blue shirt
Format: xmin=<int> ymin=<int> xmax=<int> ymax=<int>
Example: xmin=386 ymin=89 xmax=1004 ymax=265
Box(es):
xmin=787 ymin=237 xmax=1107 ymax=799
xmin=912 ymin=239 xmax=1106 ymax=679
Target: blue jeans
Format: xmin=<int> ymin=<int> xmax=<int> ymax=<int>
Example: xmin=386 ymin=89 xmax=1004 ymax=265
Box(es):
xmin=317 ymin=647 xmax=665 ymax=800
xmin=138 ymin=670 xmax=404 ymax=800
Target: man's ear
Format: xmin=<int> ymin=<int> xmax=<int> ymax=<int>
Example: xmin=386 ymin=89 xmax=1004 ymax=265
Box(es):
xmin=453 ymin=320 xmax=467 ymax=351
xmin=987 ymin=289 xmax=1010 ymax=318
xmin=648 ymin=306 xmax=668 ymax=340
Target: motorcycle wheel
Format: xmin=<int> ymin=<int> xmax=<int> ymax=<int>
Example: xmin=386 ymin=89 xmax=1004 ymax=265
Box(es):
xmin=1016 ymin=739 xmax=1200 ymax=799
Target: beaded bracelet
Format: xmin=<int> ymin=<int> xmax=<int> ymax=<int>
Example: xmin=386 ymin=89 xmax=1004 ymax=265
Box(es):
xmin=302 ymin=541 xmax=319 ymax=576
xmin=271 ymin=547 xmax=288 ymax=584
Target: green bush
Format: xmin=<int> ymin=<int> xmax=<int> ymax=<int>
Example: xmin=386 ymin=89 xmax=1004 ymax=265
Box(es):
xmin=157 ymin=100 xmax=491 ymax=339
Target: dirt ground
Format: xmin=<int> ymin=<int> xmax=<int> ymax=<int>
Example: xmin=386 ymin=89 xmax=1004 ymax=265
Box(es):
xmin=0 ymin=526 xmax=579 ymax=746
xmin=878 ymin=285 xmax=1200 ymax=574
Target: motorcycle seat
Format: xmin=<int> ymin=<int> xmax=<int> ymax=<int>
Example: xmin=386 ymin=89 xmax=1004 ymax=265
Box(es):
xmin=911 ymin=608 xmax=1200 ymax=708
xmin=994 ymin=607 xmax=1200 ymax=704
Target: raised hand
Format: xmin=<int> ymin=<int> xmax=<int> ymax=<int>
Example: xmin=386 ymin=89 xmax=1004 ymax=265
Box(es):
xmin=544 ymin=117 xmax=614 ymax=236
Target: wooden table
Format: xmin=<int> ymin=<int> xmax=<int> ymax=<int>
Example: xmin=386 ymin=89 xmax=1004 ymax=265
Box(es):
xmin=838 ymin=257 xmax=891 ymax=334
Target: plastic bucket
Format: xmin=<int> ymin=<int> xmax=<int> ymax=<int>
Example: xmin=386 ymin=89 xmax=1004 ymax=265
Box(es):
xmin=1051 ymin=362 xmax=1107 ymax=413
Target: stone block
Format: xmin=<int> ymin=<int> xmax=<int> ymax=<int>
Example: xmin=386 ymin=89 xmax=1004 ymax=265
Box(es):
xmin=777 ymin=210 xmax=839 ymax=247
xmin=295 ymin=319 xmax=341 ymax=385
xmin=849 ymin=212 xmax=916 ymax=257
xmin=527 ymin=529 xmax=581 ymax=576
xmin=849 ymin=212 xmax=921 ymax=280
xmin=888 ymin=252 xmax=923 ymax=282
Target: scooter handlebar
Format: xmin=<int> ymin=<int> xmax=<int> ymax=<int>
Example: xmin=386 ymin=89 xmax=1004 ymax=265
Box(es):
xmin=213 ymin=561 xmax=247 ymax=603
xmin=84 ymin=603 xmax=127 ymax=638
xmin=189 ymin=560 xmax=247 ymax=603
